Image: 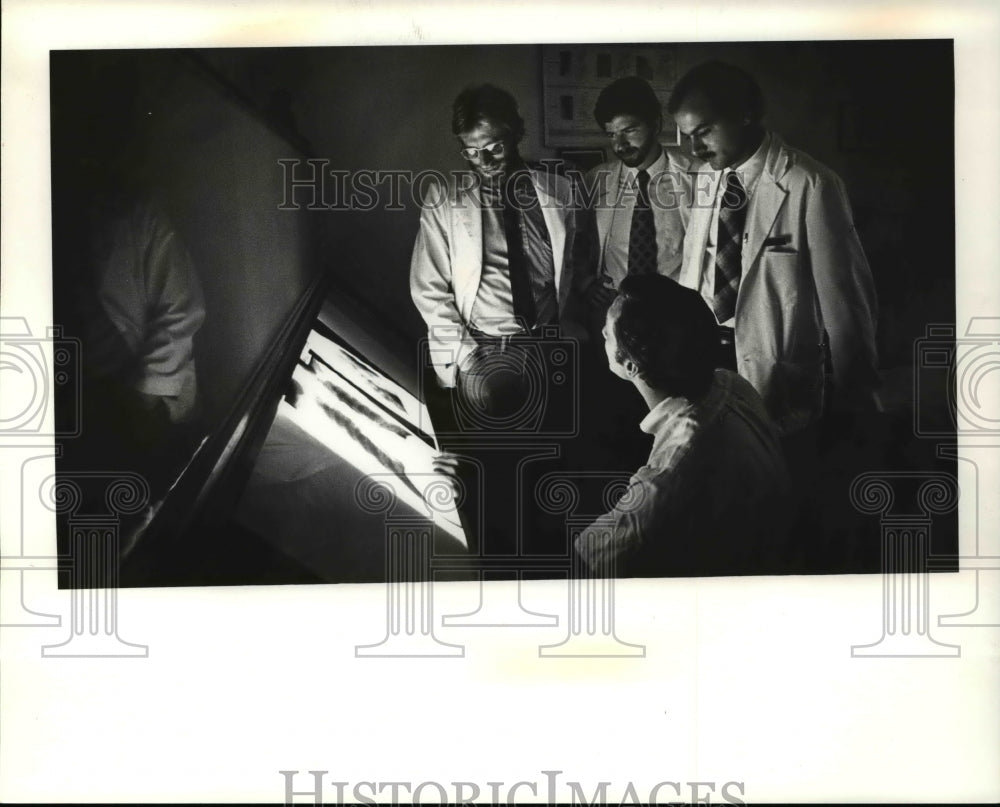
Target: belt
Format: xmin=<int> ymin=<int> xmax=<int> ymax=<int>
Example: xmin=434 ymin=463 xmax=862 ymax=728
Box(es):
xmin=468 ymin=325 xmax=545 ymax=350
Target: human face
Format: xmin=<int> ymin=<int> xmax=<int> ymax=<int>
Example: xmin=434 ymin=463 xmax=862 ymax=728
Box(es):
xmin=673 ymin=90 xmax=754 ymax=171
xmin=457 ymin=119 xmax=519 ymax=185
xmin=602 ymin=300 xmax=632 ymax=380
xmin=603 ymin=114 xmax=661 ymax=169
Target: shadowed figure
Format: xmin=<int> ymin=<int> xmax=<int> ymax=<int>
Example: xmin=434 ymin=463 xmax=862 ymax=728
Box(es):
xmin=52 ymin=54 xmax=207 ymax=556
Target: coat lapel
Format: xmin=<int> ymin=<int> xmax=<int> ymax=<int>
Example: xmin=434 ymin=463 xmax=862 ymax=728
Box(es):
xmin=679 ymin=166 xmax=719 ymax=289
xmin=452 ymin=178 xmax=483 ymax=320
xmin=594 ymin=161 xmax=623 ymax=267
xmin=532 ymin=171 xmax=569 ymax=295
xmin=452 ymin=169 xmax=571 ymax=317
xmin=743 ymin=136 xmax=791 ymax=275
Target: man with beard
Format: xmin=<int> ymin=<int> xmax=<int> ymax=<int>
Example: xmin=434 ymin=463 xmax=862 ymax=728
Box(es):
xmin=575 ymin=76 xmax=701 ymax=334
xmin=571 ymin=76 xmax=701 ymax=473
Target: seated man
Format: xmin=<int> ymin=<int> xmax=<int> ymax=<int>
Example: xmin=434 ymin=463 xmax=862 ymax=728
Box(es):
xmin=575 ymin=274 xmax=792 ymax=577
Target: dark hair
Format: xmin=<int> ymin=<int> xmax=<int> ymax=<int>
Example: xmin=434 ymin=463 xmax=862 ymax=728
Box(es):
xmin=667 ymin=61 xmax=765 ymax=124
xmin=612 ymin=274 xmax=717 ymax=399
xmin=451 ymin=84 xmax=525 ymax=139
xmin=593 ymin=76 xmax=662 ymax=129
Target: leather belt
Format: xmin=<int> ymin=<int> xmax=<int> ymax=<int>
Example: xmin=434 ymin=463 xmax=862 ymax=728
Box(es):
xmin=468 ymin=325 xmax=545 ymax=351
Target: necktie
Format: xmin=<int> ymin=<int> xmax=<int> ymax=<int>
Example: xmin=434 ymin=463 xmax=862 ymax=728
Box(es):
xmin=627 ymin=169 xmax=657 ymax=275
xmin=501 ymin=173 xmax=538 ymax=330
xmin=713 ymin=170 xmax=748 ymax=323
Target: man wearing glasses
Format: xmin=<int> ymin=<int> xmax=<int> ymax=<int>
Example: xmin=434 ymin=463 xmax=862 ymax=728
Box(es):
xmin=410 ymin=83 xmax=582 ymax=422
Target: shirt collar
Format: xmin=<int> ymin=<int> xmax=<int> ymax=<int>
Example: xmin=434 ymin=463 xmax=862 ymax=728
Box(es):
xmin=622 ymin=146 xmax=668 ymax=183
xmin=638 ymin=393 xmax=693 ymax=435
xmin=725 ymin=131 xmax=770 ymax=196
xmin=638 ymin=370 xmax=731 ymax=435
xmin=478 ymin=166 xmax=534 ymax=204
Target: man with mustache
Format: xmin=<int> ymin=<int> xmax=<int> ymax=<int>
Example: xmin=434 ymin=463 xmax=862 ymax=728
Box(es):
xmin=667 ymin=61 xmax=879 ymax=436
xmin=576 ymin=76 xmax=701 ymax=334
xmin=571 ymin=76 xmax=701 ymax=472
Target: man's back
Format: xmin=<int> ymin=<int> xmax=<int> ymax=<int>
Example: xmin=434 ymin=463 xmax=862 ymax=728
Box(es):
xmin=575 ymin=369 xmax=792 ymax=577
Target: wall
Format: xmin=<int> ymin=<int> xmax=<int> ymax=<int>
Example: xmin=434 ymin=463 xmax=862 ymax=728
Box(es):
xmin=51 ymin=50 xmax=325 ymax=425
xmin=147 ymin=55 xmax=324 ymax=421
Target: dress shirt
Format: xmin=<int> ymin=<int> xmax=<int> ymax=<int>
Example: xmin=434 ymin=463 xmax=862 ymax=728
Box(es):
xmin=470 ymin=173 xmax=558 ymax=335
xmin=574 ymin=368 xmax=791 ymax=577
xmin=698 ymin=133 xmax=770 ymax=328
xmin=602 ymin=148 xmax=685 ymax=287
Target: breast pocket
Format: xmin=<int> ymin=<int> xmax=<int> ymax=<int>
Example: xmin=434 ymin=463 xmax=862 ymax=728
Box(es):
xmin=756 ymin=249 xmax=803 ymax=309
xmin=760 ymin=247 xmax=800 ymax=265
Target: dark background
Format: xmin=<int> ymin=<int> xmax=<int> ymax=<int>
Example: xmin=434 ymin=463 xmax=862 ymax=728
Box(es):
xmin=49 ymin=41 xmax=956 ymax=583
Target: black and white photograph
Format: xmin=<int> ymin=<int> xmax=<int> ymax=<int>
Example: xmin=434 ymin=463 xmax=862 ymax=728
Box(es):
xmin=47 ymin=38 xmax=957 ymax=586
xmin=2 ymin=1 xmax=998 ymax=804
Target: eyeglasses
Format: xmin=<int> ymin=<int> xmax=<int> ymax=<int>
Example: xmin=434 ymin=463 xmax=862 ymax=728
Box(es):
xmin=459 ymin=140 xmax=507 ymax=162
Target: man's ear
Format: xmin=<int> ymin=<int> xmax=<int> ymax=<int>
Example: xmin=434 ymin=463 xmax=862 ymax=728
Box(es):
xmin=623 ymin=358 xmax=639 ymax=378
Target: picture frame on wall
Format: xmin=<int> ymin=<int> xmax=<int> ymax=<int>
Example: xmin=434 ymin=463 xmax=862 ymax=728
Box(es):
xmin=541 ymin=43 xmax=682 ymax=149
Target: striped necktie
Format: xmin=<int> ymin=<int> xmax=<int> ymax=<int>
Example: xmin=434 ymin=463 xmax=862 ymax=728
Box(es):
xmin=712 ymin=170 xmax=748 ymax=322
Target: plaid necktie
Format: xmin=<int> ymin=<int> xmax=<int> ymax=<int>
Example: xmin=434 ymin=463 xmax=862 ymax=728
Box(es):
xmin=627 ymin=169 xmax=657 ymax=275
xmin=713 ymin=170 xmax=748 ymax=322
